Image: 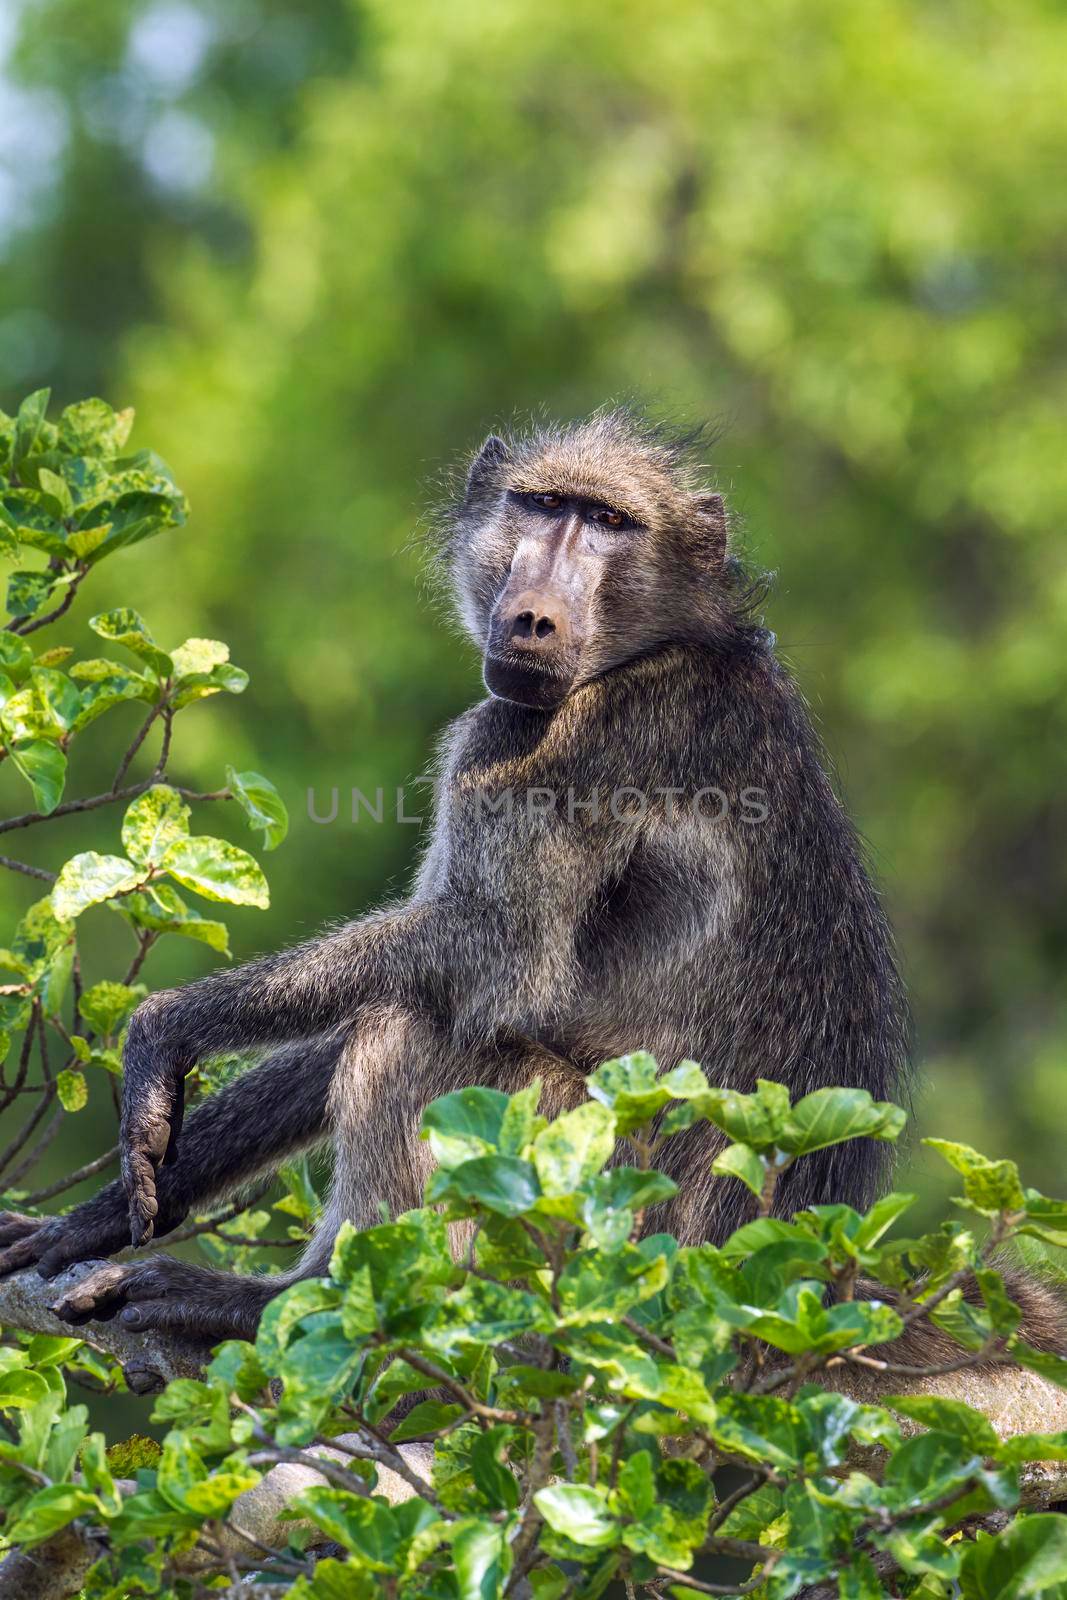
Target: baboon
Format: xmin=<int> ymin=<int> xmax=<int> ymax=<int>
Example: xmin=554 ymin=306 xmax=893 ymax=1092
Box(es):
xmin=0 ymin=409 xmax=1054 ymax=1351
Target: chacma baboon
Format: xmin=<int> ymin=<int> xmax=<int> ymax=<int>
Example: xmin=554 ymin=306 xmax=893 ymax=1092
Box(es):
xmin=0 ymin=409 xmax=1055 ymax=1351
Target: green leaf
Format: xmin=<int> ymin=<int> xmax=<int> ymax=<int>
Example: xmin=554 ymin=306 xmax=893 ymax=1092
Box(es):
xmin=56 ymin=1069 xmax=88 ymax=1112
xmin=389 ymin=1400 xmax=465 ymax=1442
xmin=558 ymin=1243 xmax=668 ymax=1324
xmin=446 ymin=1154 xmax=542 ymax=1217
xmin=290 ymin=1487 xmax=401 ymax=1571
xmin=121 ymin=784 xmax=191 ymax=867
xmin=113 ymin=882 xmax=231 ymax=955
xmin=88 ymin=608 xmax=172 ymax=676
xmin=453 ymin=1519 xmax=512 ymax=1600
xmin=170 ymin=636 xmax=230 ymax=677
xmin=226 ymin=765 xmax=289 ymax=850
xmin=66 ymin=520 xmax=112 ymax=559
xmin=0 ymin=1367 xmax=51 ymax=1407
xmin=534 ymin=1483 xmax=619 ymax=1549
xmin=9 ymin=740 xmax=67 ymax=813
xmin=469 ymin=1423 xmax=520 ymax=1510
xmin=78 ymin=981 xmax=145 ymax=1037
xmin=1 ymin=670 xmax=80 ymax=745
xmin=51 ymin=852 xmax=144 ymax=920
xmin=886 ymin=1395 xmax=999 ymax=1454
xmin=1017 ymin=1192 xmax=1067 ymax=1248
xmin=85 ymin=474 xmax=187 ymax=562
xmin=7 ymin=569 xmax=55 ymax=619
xmin=695 ymin=1079 xmax=791 ymax=1147
xmin=581 ymin=1166 xmax=678 ymax=1251
xmin=959 ymin=1512 xmax=1067 ymax=1598
xmin=499 ymin=1078 xmax=543 ymax=1155
xmin=533 ymin=1100 xmax=615 ymax=1195
xmin=36 ymin=466 xmax=72 ymax=516
xmin=161 ymin=835 xmax=269 ymax=908
xmin=1009 ymin=1343 xmax=1067 ymax=1389
xmin=12 ymin=388 xmax=50 ymax=469
xmin=58 ymin=398 xmax=134 ymax=458
xmin=712 ymin=1141 xmax=766 ymax=1197
xmin=6 ymin=1483 xmax=100 ymax=1545
xmin=778 ymin=1087 xmax=907 ymax=1156
xmin=710 ymin=1392 xmax=804 ymax=1469
xmin=6 ymin=896 xmax=73 ymax=981
xmin=586 ymin=1050 xmax=670 ymax=1133
xmin=0 ymin=633 xmax=33 ymax=680
xmin=170 ymin=639 xmax=247 ymax=706
xmin=421 ymin=1086 xmax=509 ymax=1168
xmin=999 ymin=1431 xmax=1067 ymax=1465
xmin=923 ymin=1140 xmax=1026 ymax=1214
xmin=70 ymin=662 xmax=156 ymax=731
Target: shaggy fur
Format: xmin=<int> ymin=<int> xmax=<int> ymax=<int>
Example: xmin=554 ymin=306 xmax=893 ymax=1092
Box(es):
xmin=0 ymin=407 xmax=1057 ymax=1355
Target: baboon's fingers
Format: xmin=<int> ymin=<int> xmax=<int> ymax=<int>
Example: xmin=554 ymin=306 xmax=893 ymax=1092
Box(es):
xmin=121 ymin=1080 xmax=182 ymax=1246
xmin=125 ymin=1152 xmax=159 ymax=1248
xmin=118 ymin=1299 xmax=179 ymax=1333
xmin=0 ymin=1212 xmax=41 ymax=1248
xmin=0 ymin=1233 xmax=47 ymax=1277
xmin=37 ymin=1234 xmax=102 ymax=1281
xmin=50 ymin=1263 xmax=132 ymax=1325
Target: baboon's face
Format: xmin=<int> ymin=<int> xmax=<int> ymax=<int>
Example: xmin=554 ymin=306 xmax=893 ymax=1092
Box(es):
xmin=454 ymin=419 xmax=729 ymax=712
xmin=480 ymin=486 xmax=642 ymax=710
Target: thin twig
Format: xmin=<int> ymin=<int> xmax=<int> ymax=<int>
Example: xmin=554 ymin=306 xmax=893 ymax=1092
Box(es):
xmin=113 ymin=697 xmax=169 ymax=789
xmin=396 ymin=1348 xmax=525 ymax=1424
xmin=833 ymin=1347 xmax=997 ymax=1379
xmin=622 ymin=1314 xmax=676 ymax=1358
xmin=0 ymin=854 xmax=56 ymax=883
xmin=0 ymin=1081 xmax=55 ymax=1184
xmin=22 ymin=1143 xmax=119 ymax=1206
xmin=8 ymin=565 xmax=89 ymax=636
xmin=0 ymin=780 xmax=226 ymax=838
xmin=152 ymin=1182 xmax=275 ymax=1248
xmin=0 ymin=1021 xmax=35 ymax=1120
xmin=0 ymin=780 xmax=154 ymax=836
xmin=5 ymin=1103 xmax=65 ymax=1189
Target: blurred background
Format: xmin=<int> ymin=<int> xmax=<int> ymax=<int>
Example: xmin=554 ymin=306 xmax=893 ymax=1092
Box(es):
xmin=0 ymin=0 xmax=1064 ymax=1221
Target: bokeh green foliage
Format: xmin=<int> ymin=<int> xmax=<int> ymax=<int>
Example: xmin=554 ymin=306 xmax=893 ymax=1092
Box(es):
xmin=0 ymin=0 xmax=1065 ymax=1211
xmin=4 ymin=1063 xmax=1067 ymax=1596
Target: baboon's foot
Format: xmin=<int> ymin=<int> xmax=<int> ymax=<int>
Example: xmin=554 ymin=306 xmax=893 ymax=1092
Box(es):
xmin=50 ymin=1256 xmax=277 ymax=1343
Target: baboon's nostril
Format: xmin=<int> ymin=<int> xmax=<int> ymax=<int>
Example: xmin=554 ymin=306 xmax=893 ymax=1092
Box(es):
xmin=507 ymin=596 xmax=566 ymax=646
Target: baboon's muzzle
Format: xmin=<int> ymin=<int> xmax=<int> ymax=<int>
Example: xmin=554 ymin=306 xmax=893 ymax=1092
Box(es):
xmin=484 ymin=585 xmax=580 ymax=710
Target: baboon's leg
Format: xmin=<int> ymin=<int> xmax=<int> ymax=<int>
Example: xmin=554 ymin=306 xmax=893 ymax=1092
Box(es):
xmin=0 ymin=1032 xmax=343 ymax=1282
xmin=51 ymin=1008 xmax=584 ymax=1341
xmin=306 ymin=1004 xmax=588 ymax=1267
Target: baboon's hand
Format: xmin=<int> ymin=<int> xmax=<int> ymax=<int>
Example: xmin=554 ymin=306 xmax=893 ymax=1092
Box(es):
xmin=120 ymin=995 xmax=191 ymax=1247
xmin=0 ymin=1183 xmax=134 ymax=1279
xmin=121 ymin=1072 xmax=186 ymax=1248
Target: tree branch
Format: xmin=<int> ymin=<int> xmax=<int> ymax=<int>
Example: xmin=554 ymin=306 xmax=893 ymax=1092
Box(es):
xmin=0 ymin=1262 xmax=208 ymax=1394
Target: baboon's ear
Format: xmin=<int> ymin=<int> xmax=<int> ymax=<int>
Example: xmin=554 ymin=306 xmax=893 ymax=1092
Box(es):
xmin=465 ymin=434 xmax=511 ymax=499
xmin=692 ymin=491 xmax=728 ymax=565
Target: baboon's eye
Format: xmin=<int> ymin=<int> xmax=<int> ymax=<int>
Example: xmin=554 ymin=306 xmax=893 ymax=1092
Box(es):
xmin=593 ymin=507 xmax=626 ymax=529
xmin=529 ymin=492 xmax=563 ymax=511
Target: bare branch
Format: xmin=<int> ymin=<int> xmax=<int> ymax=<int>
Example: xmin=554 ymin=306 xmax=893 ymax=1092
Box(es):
xmin=22 ymin=1144 xmax=119 ymax=1207
xmin=0 ymin=855 xmax=56 ymax=883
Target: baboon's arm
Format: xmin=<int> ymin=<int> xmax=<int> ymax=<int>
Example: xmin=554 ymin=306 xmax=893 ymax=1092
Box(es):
xmin=0 ymin=1033 xmax=341 ymax=1279
xmin=121 ymin=817 xmax=620 ymax=1239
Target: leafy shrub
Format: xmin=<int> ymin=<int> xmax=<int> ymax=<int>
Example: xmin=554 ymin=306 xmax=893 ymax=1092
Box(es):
xmin=0 ymin=387 xmax=290 ymax=1214
xmin=1 ymin=394 xmax=1066 ymax=1598
xmin=1 ymin=1065 xmax=1067 ymax=1597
